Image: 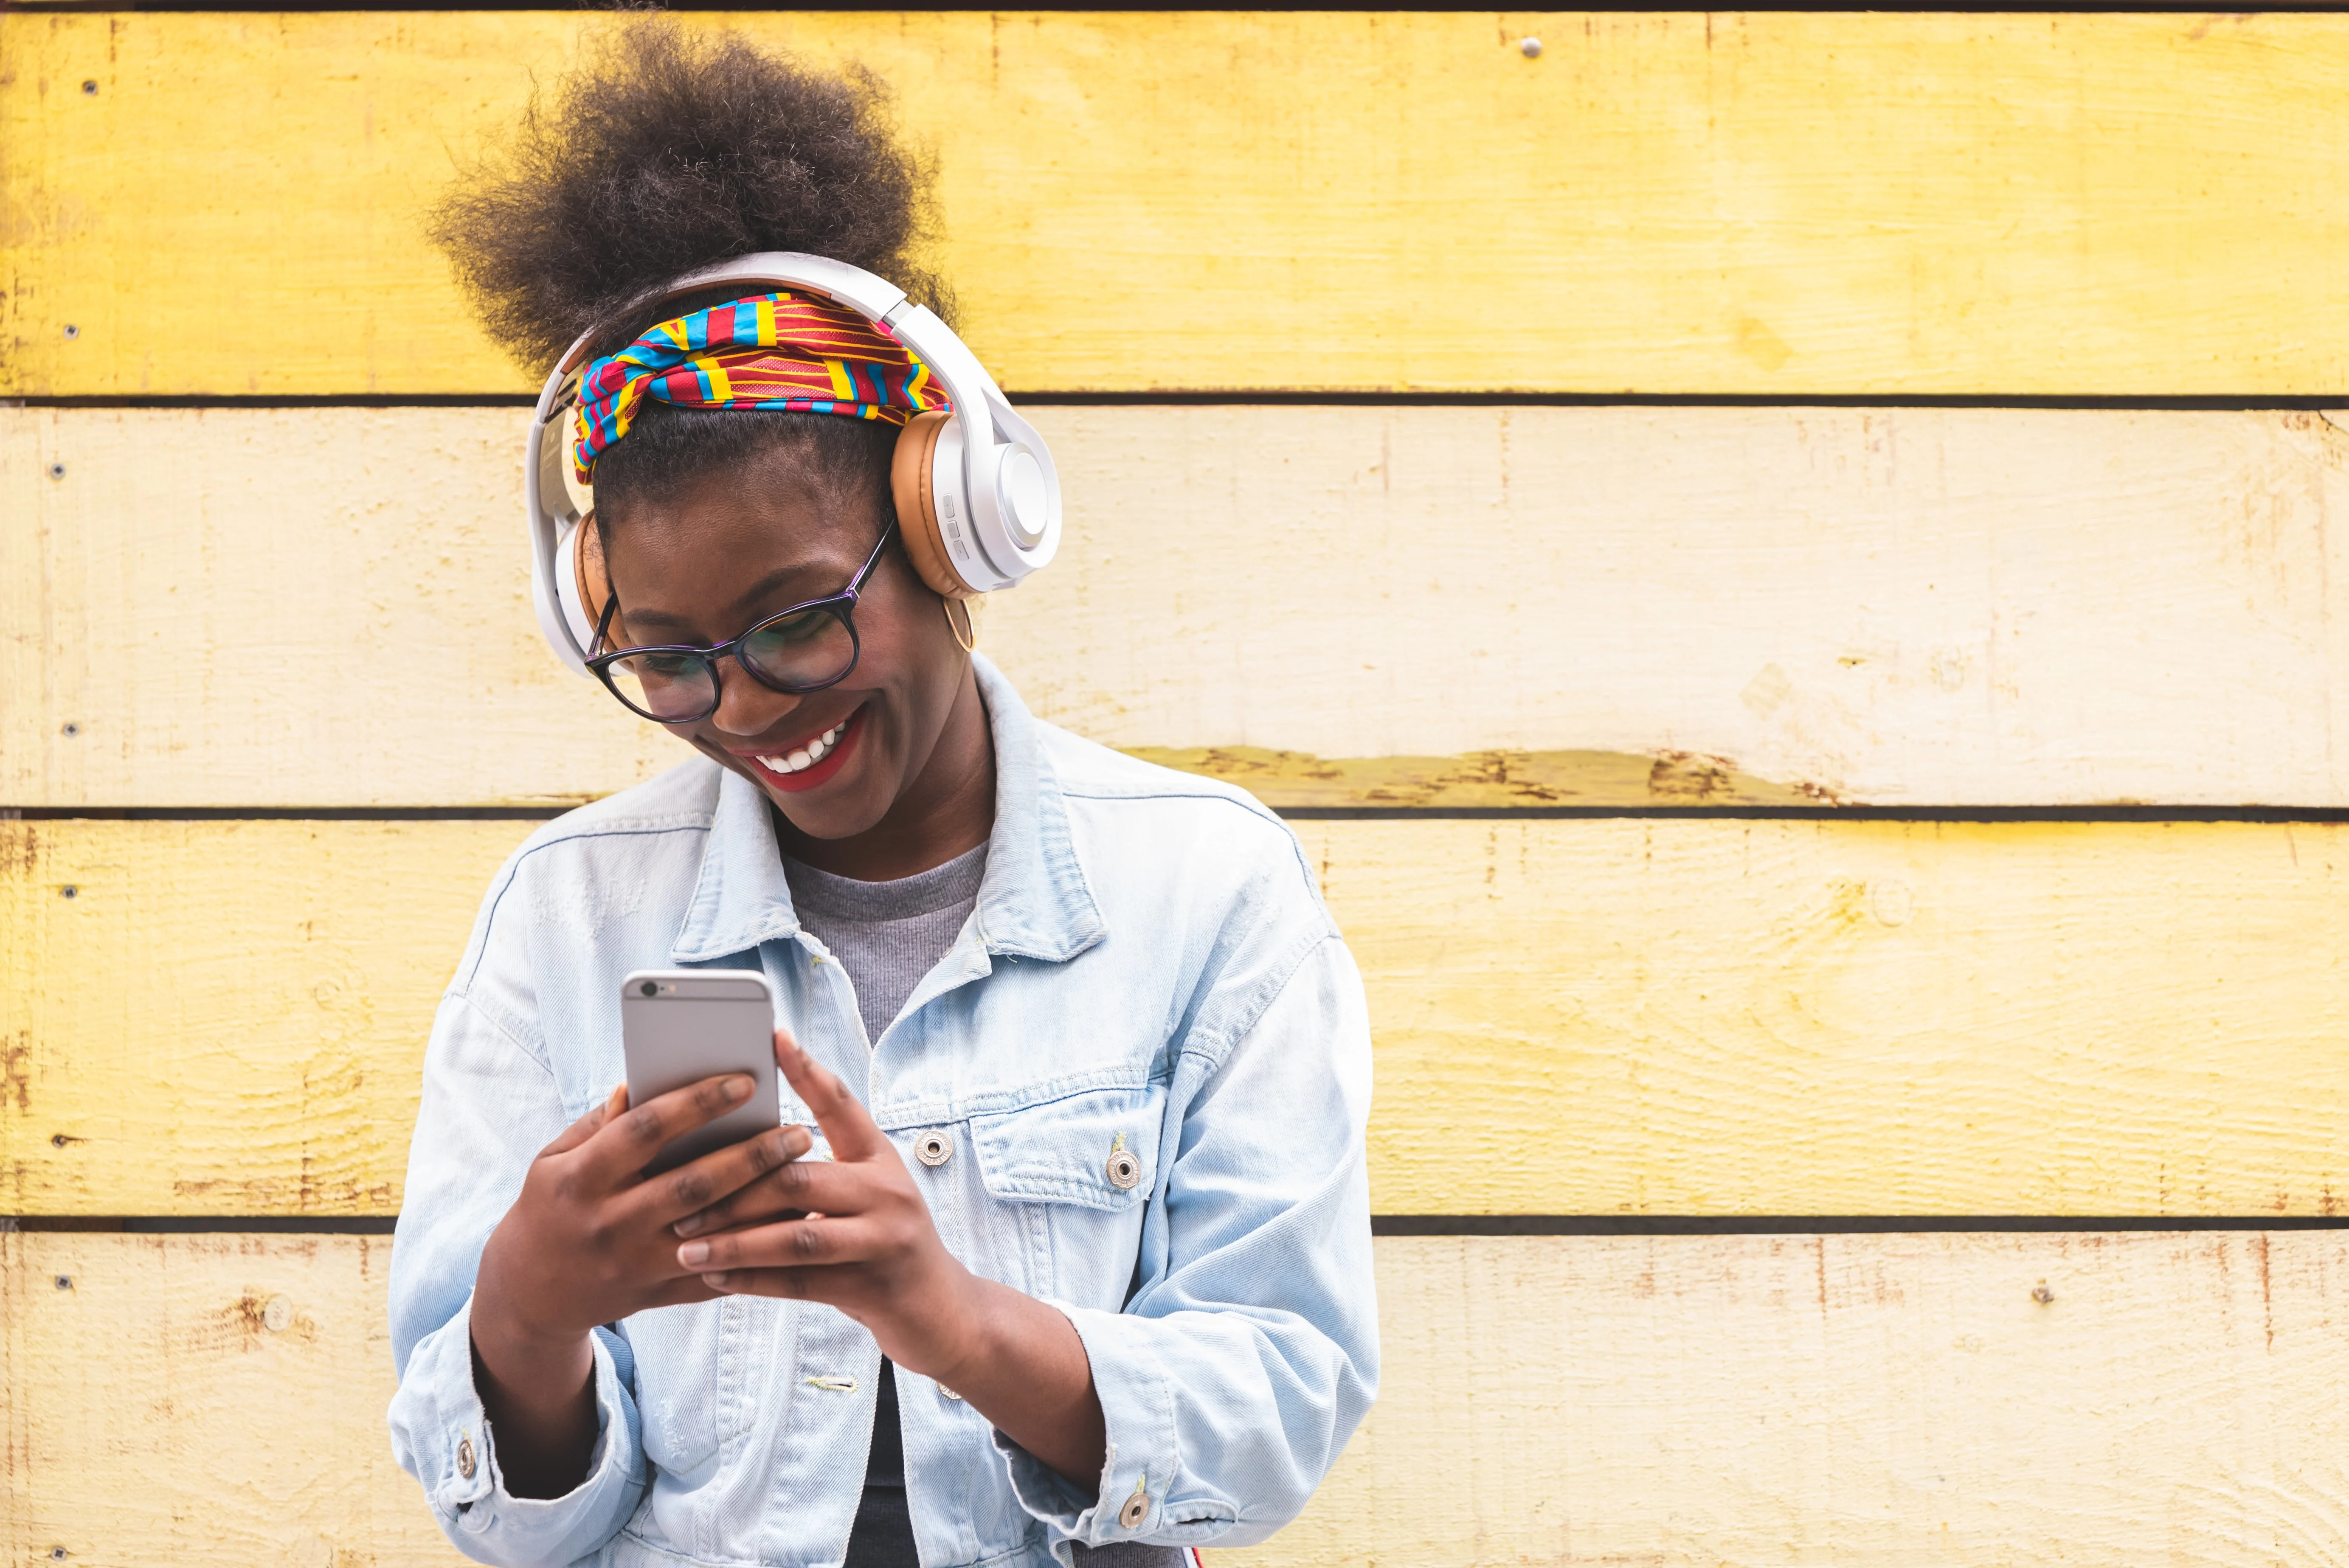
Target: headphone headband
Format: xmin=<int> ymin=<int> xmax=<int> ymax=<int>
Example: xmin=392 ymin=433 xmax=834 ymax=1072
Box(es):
xmin=524 ymin=252 xmax=1060 ymax=676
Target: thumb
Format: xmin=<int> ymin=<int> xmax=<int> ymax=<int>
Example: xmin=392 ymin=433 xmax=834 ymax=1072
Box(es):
xmin=541 ymin=1082 xmax=628 ymax=1157
xmin=774 ymin=1028 xmax=884 ymax=1162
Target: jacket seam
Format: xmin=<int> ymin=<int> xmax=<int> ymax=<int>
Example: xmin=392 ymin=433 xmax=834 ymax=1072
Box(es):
xmin=461 ymin=821 xmax=713 ymax=990
xmin=1057 ymin=785 xmax=1331 ymax=921
xmin=1174 ymin=925 xmax=1343 ymax=1081
xmin=441 ymin=987 xmax=560 ymax=1080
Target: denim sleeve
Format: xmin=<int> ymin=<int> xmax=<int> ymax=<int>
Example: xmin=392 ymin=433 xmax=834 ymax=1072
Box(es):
xmin=993 ymin=933 xmax=1381 ymax=1557
xmin=385 ymin=992 xmax=650 ymax=1565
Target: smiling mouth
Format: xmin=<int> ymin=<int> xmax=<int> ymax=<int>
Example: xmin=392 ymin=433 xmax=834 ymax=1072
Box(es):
xmin=737 ymin=706 xmax=864 ymax=793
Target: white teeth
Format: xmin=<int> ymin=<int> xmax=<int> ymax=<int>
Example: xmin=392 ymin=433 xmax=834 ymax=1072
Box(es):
xmin=756 ymin=718 xmax=847 ymax=778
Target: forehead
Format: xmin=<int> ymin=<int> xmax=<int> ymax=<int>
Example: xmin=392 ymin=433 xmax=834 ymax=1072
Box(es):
xmin=603 ymin=480 xmax=891 ymax=632
xmin=610 ymin=472 xmax=885 ymax=570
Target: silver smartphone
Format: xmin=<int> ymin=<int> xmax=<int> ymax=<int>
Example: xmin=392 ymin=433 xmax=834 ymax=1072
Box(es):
xmin=619 ymin=968 xmax=783 ymax=1175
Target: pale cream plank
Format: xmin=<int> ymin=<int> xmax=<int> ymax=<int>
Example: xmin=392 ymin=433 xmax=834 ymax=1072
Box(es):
xmin=10 ymin=14 xmax=2349 ymax=396
xmin=1255 ymin=1232 xmax=2349 ymax=1567
xmin=7 ymin=1232 xmax=2346 ymax=1565
xmin=9 ymin=818 xmax=2349 ymax=1217
xmin=0 ymin=1231 xmax=463 ymax=1566
xmin=11 ymin=405 xmax=2349 ymax=808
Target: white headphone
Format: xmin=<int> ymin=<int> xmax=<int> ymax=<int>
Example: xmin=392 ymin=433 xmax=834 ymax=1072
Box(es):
xmin=524 ymin=251 xmax=1061 ymax=675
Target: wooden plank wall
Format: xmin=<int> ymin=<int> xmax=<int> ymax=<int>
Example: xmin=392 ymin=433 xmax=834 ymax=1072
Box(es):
xmin=5 ymin=10 xmax=2347 ymax=1565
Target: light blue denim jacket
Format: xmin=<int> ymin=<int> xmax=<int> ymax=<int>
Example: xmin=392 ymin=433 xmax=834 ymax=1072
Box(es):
xmin=386 ymin=656 xmax=1379 ymax=1568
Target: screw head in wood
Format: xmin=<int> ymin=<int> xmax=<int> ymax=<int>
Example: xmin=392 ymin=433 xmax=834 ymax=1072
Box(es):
xmin=1519 ymin=37 xmax=1542 ymax=59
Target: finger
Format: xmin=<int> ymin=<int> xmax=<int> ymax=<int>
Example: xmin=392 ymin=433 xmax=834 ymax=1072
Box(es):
xmin=773 ymin=1029 xmax=887 ymax=1163
xmin=669 ymin=1151 xmax=870 ymax=1237
xmin=538 ymin=1083 xmax=627 ymax=1159
xmin=639 ymin=1275 xmax=729 ymax=1309
xmin=579 ymin=1071 xmax=761 ymax=1184
xmin=695 ymin=1267 xmax=817 ymax=1299
xmin=676 ymin=1214 xmax=883 ymax=1275
xmin=627 ymin=1122 xmax=815 ymax=1229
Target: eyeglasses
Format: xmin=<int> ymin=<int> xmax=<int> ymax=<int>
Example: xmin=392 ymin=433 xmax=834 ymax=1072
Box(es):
xmin=585 ymin=520 xmax=897 ymax=724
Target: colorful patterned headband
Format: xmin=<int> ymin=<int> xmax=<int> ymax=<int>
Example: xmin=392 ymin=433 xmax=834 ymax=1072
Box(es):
xmin=570 ymin=291 xmax=952 ymax=483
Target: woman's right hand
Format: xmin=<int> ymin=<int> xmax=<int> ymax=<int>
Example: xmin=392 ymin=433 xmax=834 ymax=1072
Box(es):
xmin=467 ymin=1073 xmax=813 ymax=1497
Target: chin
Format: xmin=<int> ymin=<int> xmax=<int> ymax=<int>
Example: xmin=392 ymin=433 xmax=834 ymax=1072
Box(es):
xmin=755 ymin=755 xmax=894 ymax=841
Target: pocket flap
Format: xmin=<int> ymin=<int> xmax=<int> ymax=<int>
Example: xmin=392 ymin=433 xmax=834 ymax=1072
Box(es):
xmin=968 ymin=1086 xmax=1160 ymax=1211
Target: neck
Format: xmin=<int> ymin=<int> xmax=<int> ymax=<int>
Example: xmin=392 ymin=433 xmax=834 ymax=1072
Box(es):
xmin=774 ymin=662 xmax=995 ymax=881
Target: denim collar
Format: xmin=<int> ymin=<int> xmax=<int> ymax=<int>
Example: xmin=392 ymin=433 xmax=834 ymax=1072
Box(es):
xmin=671 ymin=653 xmax=1107 ymax=966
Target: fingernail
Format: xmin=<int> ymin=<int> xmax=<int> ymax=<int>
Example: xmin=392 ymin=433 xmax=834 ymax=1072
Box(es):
xmin=702 ymin=1272 xmax=730 ymax=1289
xmin=678 ymin=1240 xmax=711 ymax=1267
xmin=727 ymin=1075 xmax=754 ymax=1101
xmin=672 ymin=1214 xmax=703 ymax=1237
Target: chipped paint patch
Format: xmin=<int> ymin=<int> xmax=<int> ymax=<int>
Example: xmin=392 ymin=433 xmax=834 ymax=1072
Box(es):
xmin=1126 ymin=746 xmax=1816 ymax=809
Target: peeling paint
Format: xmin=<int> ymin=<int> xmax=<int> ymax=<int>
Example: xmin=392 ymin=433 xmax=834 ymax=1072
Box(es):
xmin=1128 ymin=746 xmax=1814 ymax=810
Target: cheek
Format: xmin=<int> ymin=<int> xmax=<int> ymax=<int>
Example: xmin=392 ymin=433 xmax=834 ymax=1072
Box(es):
xmin=859 ymin=608 xmax=960 ymax=726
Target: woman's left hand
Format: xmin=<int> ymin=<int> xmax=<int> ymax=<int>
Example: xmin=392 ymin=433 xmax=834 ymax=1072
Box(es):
xmin=671 ymin=1028 xmax=985 ymax=1374
xmin=672 ymin=1030 xmax=1108 ymax=1485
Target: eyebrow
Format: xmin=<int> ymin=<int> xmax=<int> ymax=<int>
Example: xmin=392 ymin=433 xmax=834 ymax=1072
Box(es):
xmin=619 ymin=562 xmax=840 ymax=634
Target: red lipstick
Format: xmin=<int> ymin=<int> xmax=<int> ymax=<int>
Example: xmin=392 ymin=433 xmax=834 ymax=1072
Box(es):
xmin=737 ymin=707 xmax=864 ymax=795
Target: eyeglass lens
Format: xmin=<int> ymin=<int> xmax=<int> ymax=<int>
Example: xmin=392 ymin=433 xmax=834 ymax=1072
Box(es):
xmin=601 ymin=604 xmax=858 ymax=721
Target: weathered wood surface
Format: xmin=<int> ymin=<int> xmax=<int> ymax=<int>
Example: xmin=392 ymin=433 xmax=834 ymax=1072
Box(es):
xmin=11 ymin=13 xmax=2349 ymax=395
xmin=9 ymin=817 xmax=2348 ymax=1217
xmin=12 ymin=405 xmax=2349 ymax=809
xmin=1279 ymin=1232 xmax=2349 ymax=1566
xmin=0 ymin=1231 xmax=461 ymax=1566
xmin=8 ymin=1231 xmax=2345 ymax=1565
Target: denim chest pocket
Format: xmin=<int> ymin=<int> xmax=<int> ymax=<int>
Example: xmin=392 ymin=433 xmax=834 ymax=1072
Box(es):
xmin=968 ymin=1085 xmax=1163 ymax=1213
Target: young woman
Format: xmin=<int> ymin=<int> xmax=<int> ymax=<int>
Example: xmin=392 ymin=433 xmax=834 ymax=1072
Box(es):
xmin=387 ymin=22 xmax=1377 ymax=1568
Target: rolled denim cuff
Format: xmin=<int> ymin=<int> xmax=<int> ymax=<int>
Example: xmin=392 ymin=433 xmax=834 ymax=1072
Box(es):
xmin=386 ymin=1295 xmax=645 ymax=1567
xmin=993 ymin=1301 xmax=1236 ymax=1565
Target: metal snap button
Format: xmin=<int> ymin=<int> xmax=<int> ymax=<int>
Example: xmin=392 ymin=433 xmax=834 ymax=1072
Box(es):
xmin=915 ymin=1131 xmax=952 ymax=1167
xmin=939 ymin=1384 xmax=964 ymax=1401
xmin=1106 ymin=1132 xmax=1140 ymax=1191
xmin=1118 ymin=1486 xmax=1150 ymax=1529
xmin=456 ymin=1436 xmax=476 ymax=1479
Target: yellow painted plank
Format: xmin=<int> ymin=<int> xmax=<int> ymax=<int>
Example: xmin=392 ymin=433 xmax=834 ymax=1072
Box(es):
xmin=10 ymin=13 xmax=2349 ymax=395
xmin=8 ymin=1231 xmax=2346 ymax=1565
xmin=13 ymin=405 xmax=2349 ymax=809
xmin=0 ymin=821 xmax=516 ymax=1217
xmin=9 ymin=818 xmax=2349 ymax=1217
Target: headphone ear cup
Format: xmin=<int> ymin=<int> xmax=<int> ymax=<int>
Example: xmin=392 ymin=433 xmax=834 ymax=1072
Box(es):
xmin=891 ymin=410 xmax=978 ymax=601
xmin=569 ymin=511 xmax=616 ymax=647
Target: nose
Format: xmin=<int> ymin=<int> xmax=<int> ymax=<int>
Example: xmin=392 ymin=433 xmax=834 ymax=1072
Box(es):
xmin=705 ymin=660 xmax=803 ymax=738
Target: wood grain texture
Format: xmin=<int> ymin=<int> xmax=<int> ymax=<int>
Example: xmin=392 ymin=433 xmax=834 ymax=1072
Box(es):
xmin=11 ymin=13 xmax=2349 ymax=395
xmin=10 ymin=818 xmax=2349 ymax=1217
xmin=8 ymin=1231 xmax=2346 ymax=1565
xmin=1273 ymin=1232 xmax=2349 ymax=1566
xmin=0 ymin=1231 xmax=463 ymax=1566
xmin=13 ymin=405 xmax=2349 ymax=809
xmin=0 ymin=821 xmax=521 ymax=1217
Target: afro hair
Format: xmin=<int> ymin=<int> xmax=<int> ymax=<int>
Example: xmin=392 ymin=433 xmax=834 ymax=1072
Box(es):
xmin=429 ymin=15 xmax=951 ymax=376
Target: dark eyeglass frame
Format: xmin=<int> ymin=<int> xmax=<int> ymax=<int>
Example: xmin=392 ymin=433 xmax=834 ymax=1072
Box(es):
xmin=585 ymin=518 xmax=898 ymax=723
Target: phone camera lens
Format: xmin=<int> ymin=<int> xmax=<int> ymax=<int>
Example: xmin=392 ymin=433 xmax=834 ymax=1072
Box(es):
xmin=639 ymin=980 xmax=658 ymax=998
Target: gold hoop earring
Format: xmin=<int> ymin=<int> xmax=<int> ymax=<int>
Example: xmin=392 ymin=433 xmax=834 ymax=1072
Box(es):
xmin=944 ymin=597 xmax=977 ymax=653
